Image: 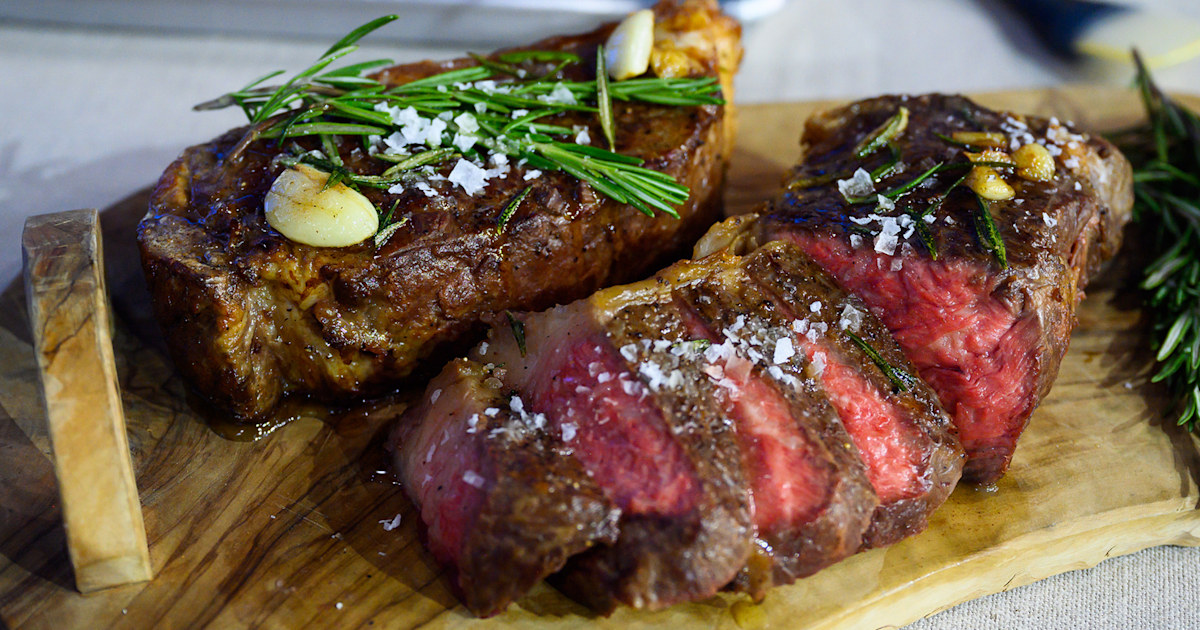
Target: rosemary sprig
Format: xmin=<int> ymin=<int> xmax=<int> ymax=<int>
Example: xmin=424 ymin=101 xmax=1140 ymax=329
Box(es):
xmin=199 ymin=16 xmax=724 ymax=230
xmin=1113 ymin=52 xmax=1200 ymax=431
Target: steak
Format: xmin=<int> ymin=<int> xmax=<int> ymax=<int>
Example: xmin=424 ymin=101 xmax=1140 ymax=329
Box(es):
xmin=481 ymin=296 xmax=754 ymax=612
xmin=707 ymin=94 xmax=1133 ymax=483
xmin=137 ymin=0 xmax=741 ymax=423
xmin=391 ymin=240 xmax=962 ymax=613
xmin=390 ymin=359 xmax=620 ymax=617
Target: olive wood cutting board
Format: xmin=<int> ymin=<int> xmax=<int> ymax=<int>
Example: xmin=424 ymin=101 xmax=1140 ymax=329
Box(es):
xmin=2 ymin=86 xmax=1199 ymax=629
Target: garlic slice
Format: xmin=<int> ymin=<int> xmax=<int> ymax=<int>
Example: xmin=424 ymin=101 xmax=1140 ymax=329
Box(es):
xmin=606 ymin=9 xmax=655 ymax=81
xmin=264 ymin=164 xmax=379 ymax=248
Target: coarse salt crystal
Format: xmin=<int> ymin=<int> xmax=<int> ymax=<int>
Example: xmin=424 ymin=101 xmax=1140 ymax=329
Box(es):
xmin=523 ymin=169 xmax=543 ymax=181
xmin=540 ymin=83 xmax=578 ymax=105
xmin=453 ymin=112 xmax=479 ymax=133
xmin=811 ymin=352 xmax=827 ymax=375
xmin=773 ymin=337 xmax=795 ymax=364
xmin=810 ymin=301 xmax=822 ymax=313
xmin=484 ymin=407 xmax=499 ymax=416
xmin=874 ymin=232 xmax=899 ymax=256
xmin=837 ymin=167 xmax=875 ymax=199
xmin=838 ymin=304 xmax=863 ymax=332
xmin=620 ymin=343 xmax=639 ymax=362
xmin=850 ymin=233 xmax=864 ymax=248
xmin=561 ymin=423 xmax=578 ymax=441
xmin=462 ymin=470 xmax=486 ymax=488
xmin=1042 ymin=212 xmax=1058 ymax=228
xmin=452 ymin=133 xmax=477 ymax=152
xmin=388 ymin=183 xmax=405 ymax=194
xmin=448 ymin=159 xmax=489 ymax=195
xmin=430 ymin=389 xmax=442 ymax=403
xmin=876 ymin=195 xmax=895 ymax=212
xmin=575 ymin=127 xmax=591 ymax=145
xmin=379 ymin=514 xmax=403 ymax=531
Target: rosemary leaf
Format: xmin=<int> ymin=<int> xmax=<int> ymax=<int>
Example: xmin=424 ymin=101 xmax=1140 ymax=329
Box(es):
xmin=845 ymin=331 xmax=916 ymax=392
xmin=596 ymin=45 xmax=617 ymax=150
xmin=855 ymin=106 xmax=909 ymax=159
xmin=505 ymin=311 xmax=527 ymax=357
xmin=497 ymin=186 xmax=532 ymax=235
xmin=973 ymin=196 xmax=1008 ymax=269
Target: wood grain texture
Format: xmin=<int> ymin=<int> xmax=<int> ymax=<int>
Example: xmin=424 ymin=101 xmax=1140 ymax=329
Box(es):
xmin=21 ymin=209 xmax=153 ymax=594
xmin=0 ymin=86 xmax=1198 ymax=628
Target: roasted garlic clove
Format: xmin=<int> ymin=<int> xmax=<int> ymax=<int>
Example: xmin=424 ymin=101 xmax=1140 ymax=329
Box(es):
xmin=966 ymin=165 xmax=1015 ymax=201
xmin=1013 ymin=143 xmax=1056 ymax=181
xmin=264 ymin=164 xmax=378 ymax=247
xmin=606 ymin=9 xmax=655 ymax=81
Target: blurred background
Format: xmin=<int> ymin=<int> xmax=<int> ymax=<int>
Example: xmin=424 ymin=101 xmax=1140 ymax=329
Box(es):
xmin=0 ymin=1 xmax=1198 ymax=627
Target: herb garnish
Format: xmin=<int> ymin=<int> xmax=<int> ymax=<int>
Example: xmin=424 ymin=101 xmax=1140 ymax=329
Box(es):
xmin=198 ymin=16 xmax=724 ymax=229
xmin=505 ymin=311 xmax=527 ymax=357
xmin=845 ymin=331 xmax=918 ymax=392
xmin=1112 ymin=52 xmax=1200 ymax=431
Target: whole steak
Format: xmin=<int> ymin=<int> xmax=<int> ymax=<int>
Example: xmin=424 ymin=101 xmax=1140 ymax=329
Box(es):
xmin=137 ymin=0 xmax=741 ymax=422
xmin=722 ymin=94 xmax=1134 ymax=483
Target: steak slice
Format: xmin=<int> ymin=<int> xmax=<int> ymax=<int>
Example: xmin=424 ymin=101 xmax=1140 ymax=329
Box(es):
xmin=715 ymin=94 xmax=1133 ymax=483
xmin=137 ymin=0 xmax=742 ymax=423
xmin=389 ymin=359 xmax=619 ymax=617
xmin=481 ymin=295 xmax=753 ymax=612
xmin=740 ymin=242 xmax=962 ymax=547
xmin=668 ymin=257 xmax=875 ymax=594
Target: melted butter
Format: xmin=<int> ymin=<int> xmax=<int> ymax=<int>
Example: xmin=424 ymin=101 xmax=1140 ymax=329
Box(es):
xmin=201 ymin=392 xmax=413 ymax=443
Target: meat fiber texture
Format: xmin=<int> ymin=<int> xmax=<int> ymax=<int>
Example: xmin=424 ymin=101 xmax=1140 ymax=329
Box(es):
xmin=137 ymin=0 xmax=742 ymax=423
xmin=714 ymin=94 xmax=1134 ymax=484
xmin=389 ymin=241 xmax=962 ymax=615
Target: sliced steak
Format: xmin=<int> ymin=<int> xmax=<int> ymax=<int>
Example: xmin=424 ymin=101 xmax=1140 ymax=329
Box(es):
xmin=669 ymin=257 xmax=875 ymax=594
xmin=389 ymin=359 xmax=619 ymax=617
xmin=393 ymin=239 xmax=962 ymax=612
xmin=138 ymin=0 xmax=742 ymax=423
xmin=481 ymin=295 xmax=753 ymax=612
xmin=717 ymin=94 xmax=1133 ymax=483
xmin=741 ymin=242 xmax=962 ymax=547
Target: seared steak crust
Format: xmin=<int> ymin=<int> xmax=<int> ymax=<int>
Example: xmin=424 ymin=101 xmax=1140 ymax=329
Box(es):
xmin=736 ymin=94 xmax=1133 ymax=483
xmin=138 ymin=0 xmax=741 ymax=422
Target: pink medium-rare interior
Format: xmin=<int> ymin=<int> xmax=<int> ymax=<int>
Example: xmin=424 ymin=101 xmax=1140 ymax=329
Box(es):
xmin=801 ymin=341 xmax=924 ymax=503
xmin=677 ymin=307 xmax=831 ymax=533
xmin=528 ymin=336 xmax=699 ymax=517
xmin=399 ymin=384 xmax=488 ymax=565
xmin=788 ymin=233 xmax=1038 ymax=476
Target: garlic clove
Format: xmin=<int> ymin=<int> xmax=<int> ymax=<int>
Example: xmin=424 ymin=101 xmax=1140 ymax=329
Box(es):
xmin=606 ymin=9 xmax=655 ymax=81
xmin=1013 ymin=143 xmax=1056 ymax=182
xmin=966 ymin=165 xmax=1016 ymax=201
xmin=264 ymin=164 xmax=379 ymax=248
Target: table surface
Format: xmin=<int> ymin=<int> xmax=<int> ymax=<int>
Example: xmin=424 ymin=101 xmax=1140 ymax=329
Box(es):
xmin=1 ymin=0 xmax=1198 ymax=627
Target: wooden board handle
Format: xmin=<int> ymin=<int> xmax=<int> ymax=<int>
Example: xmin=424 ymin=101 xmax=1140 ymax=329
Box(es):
xmin=22 ymin=209 xmax=153 ymax=593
